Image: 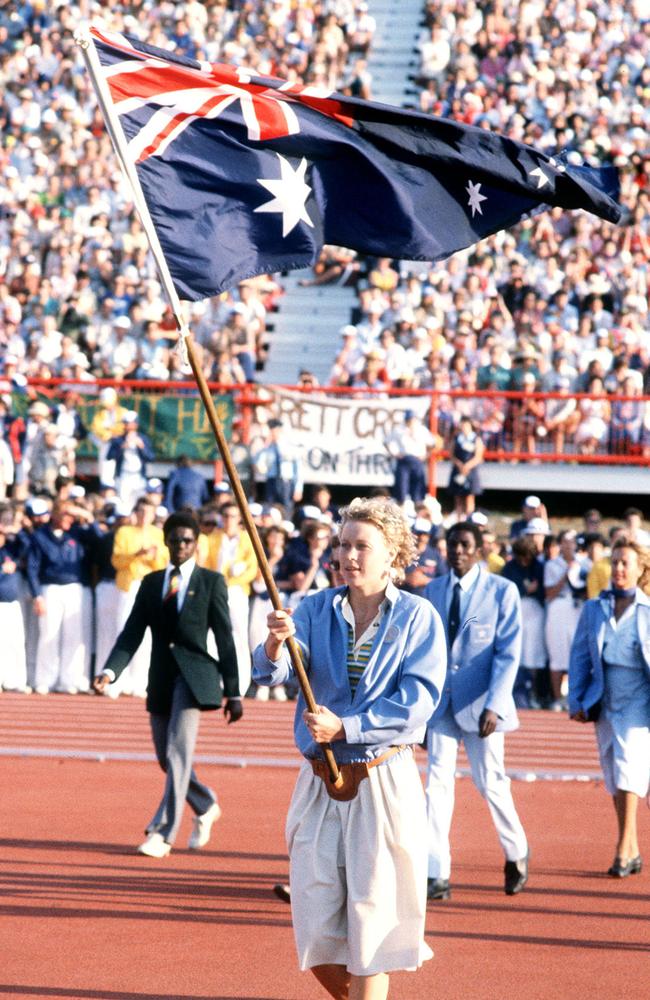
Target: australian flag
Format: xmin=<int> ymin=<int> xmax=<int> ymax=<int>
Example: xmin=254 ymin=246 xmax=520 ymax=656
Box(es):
xmin=87 ymin=25 xmax=623 ymax=302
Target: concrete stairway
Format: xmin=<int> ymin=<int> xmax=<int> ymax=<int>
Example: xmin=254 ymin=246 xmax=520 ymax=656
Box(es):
xmin=261 ymin=0 xmax=424 ymax=386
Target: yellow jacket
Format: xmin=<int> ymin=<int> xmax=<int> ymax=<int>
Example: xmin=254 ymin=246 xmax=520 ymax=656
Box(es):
xmin=91 ymin=404 xmax=129 ymax=443
xmin=206 ymin=529 xmax=257 ymax=594
xmin=111 ymin=524 xmax=168 ymax=592
xmin=587 ymin=557 xmax=611 ymax=599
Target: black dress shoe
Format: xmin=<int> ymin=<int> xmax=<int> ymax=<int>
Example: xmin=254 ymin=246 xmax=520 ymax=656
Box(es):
xmin=607 ymin=855 xmax=642 ymax=878
xmin=427 ymin=877 xmax=451 ymax=900
xmin=504 ymin=855 xmax=528 ymax=895
xmin=273 ymin=883 xmax=291 ymax=903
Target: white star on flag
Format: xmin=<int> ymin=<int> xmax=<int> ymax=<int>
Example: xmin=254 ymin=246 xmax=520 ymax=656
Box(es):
xmin=466 ymin=180 xmax=487 ymax=217
xmin=529 ymin=166 xmax=550 ymax=189
xmin=255 ymin=154 xmax=314 ymax=237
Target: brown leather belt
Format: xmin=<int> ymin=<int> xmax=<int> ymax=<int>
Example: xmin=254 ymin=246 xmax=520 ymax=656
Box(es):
xmin=310 ymin=744 xmax=411 ymax=801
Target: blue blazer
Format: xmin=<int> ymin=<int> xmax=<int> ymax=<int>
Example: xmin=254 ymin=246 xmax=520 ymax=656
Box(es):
xmin=424 ymin=567 xmax=522 ymax=733
xmin=568 ymin=590 xmax=650 ymax=716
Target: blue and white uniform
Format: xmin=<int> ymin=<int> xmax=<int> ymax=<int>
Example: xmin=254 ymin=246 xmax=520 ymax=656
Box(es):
xmin=569 ymin=589 xmax=650 ymax=798
xmin=253 ymin=583 xmax=446 ymax=977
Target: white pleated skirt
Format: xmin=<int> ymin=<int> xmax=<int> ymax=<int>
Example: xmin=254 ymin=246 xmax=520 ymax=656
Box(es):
xmin=286 ymin=751 xmax=433 ymax=977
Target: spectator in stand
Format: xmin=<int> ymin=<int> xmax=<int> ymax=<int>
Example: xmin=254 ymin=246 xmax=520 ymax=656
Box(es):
xmin=283 ymin=519 xmax=332 ymax=610
xmin=28 ymin=422 xmax=67 ymax=498
xmin=91 ymin=499 xmax=132 ymax=695
xmin=0 ymin=509 xmax=29 ymax=693
xmin=90 ymin=386 xmax=128 ymax=488
xmin=502 ymin=535 xmax=547 ymax=709
xmin=402 ymin=519 xmax=439 ymax=596
xmin=541 ymin=376 xmax=579 ymax=454
xmin=107 ymin=411 xmax=155 ymax=512
xmin=510 ymin=496 xmax=548 ymax=540
xmin=447 ymin=416 xmax=484 ymax=521
xmin=574 ymin=376 xmax=611 ymax=455
xmin=249 ymin=523 xmax=290 ymax=702
xmin=0 ymin=397 xmax=15 ymax=499
xmin=26 ymin=501 xmax=98 ymax=696
xmin=254 ymin=418 xmax=304 ymax=512
xmin=205 ymin=501 xmax=257 ymax=698
xmin=111 ymin=495 xmax=168 ymax=698
xmin=164 ymin=455 xmax=210 ymax=513
xmin=385 ymin=410 xmax=437 ymax=508
xmin=622 ymin=508 xmax=650 ymax=547
xmin=544 ymin=528 xmax=587 ymax=711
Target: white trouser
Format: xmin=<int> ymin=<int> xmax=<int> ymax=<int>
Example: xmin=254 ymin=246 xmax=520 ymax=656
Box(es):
xmin=18 ymin=574 xmax=39 ymax=688
xmin=34 ymin=583 xmax=87 ymax=693
xmin=227 ymin=585 xmax=251 ymax=697
xmin=94 ymin=580 xmax=123 ymax=682
xmin=115 ymin=472 xmax=146 ymax=512
xmin=0 ymin=600 xmax=28 ymax=690
xmin=287 ymin=753 xmax=432 ymax=976
xmin=545 ymin=596 xmax=581 ymax=673
xmin=111 ymin=580 xmax=151 ymax=697
xmin=426 ymin=709 xmax=528 ymax=879
xmin=96 ymin=440 xmax=116 ymax=488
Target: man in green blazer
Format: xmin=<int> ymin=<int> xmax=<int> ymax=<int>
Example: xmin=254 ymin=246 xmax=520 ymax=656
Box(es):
xmin=93 ymin=510 xmax=243 ymax=857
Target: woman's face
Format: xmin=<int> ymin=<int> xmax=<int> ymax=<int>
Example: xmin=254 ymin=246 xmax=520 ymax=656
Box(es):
xmin=339 ymin=520 xmax=393 ymax=592
xmin=611 ymin=547 xmax=642 ymax=591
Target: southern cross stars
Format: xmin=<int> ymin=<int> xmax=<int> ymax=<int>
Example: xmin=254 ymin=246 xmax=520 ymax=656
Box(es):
xmin=255 ymin=154 xmax=314 ymax=237
xmin=466 ymin=179 xmax=487 ymax=217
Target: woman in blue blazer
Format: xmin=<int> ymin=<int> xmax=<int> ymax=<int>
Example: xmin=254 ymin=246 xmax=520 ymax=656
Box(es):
xmin=568 ymin=538 xmax=650 ymax=877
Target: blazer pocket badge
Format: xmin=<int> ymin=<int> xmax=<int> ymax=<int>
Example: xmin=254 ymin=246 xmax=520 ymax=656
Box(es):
xmin=470 ymin=624 xmax=491 ymax=643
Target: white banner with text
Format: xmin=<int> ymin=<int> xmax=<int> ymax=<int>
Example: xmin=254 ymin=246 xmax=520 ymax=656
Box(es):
xmin=271 ymin=389 xmax=430 ymax=486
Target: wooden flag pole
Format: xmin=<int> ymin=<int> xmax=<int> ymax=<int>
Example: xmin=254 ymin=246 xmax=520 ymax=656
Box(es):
xmin=76 ymin=26 xmax=342 ymax=789
xmin=183 ymin=335 xmax=343 ymax=787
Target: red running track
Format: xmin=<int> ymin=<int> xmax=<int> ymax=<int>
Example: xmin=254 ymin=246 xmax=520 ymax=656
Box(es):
xmin=1 ymin=694 xmax=648 ymax=1000
xmin=0 ymin=693 xmax=602 ymax=781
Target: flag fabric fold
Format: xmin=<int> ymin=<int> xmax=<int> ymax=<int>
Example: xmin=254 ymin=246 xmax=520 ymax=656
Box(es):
xmin=86 ymin=25 xmax=623 ymax=302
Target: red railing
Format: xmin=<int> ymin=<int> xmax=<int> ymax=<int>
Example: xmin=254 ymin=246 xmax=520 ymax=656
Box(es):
xmin=15 ymin=378 xmax=650 ymax=489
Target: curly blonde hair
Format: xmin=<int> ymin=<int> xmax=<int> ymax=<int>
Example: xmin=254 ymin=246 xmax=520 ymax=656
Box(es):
xmin=338 ymin=497 xmax=417 ymax=583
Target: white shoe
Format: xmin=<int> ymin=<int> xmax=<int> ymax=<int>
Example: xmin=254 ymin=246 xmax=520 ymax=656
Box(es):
xmin=34 ymin=686 xmax=50 ymax=696
xmin=188 ymin=801 xmax=222 ymax=849
xmin=254 ymin=686 xmax=270 ymax=701
xmin=137 ymin=832 xmax=171 ymax=858
xmin=270 ymin=685 xmax=287 ymax=702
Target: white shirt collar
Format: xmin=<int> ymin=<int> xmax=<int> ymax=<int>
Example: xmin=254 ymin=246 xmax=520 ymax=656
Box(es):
xmin=451 ymin=562 xmax=481 ymax=592
xmin=165 ymin=558 xmax=196 ymax=583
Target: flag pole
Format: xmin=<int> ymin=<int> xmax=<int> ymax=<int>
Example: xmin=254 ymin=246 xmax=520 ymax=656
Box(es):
xmin=75 ymin=27 xmax=343 ymax=789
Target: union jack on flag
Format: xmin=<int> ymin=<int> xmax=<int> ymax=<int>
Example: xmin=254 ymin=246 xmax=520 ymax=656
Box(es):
xmin=85 ymin=25 xmax=622 ymax=302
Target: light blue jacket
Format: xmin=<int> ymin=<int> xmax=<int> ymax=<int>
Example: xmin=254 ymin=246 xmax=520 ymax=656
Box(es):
xmin=568 ymin=589 xmax=650 ymax=716
xmin=252 ymin=582 xmax=447 ymax=763
xmin=424 ymin=568 xmax=522 ymax=733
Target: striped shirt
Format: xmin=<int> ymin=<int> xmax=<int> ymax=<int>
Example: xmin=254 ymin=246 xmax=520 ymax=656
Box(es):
xmin=341 ymin=594 xmax=385 ymax=696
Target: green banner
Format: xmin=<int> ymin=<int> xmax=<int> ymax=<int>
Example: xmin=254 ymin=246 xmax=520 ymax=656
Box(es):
xmin=14 ymin=391 xmax=234 ymax=462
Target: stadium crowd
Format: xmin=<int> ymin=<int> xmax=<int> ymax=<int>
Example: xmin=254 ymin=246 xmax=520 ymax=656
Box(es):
xmin=2 ymin=479 xmax=650 ymax=718
xmin=0 ymin=1 xmax=650 ymax=704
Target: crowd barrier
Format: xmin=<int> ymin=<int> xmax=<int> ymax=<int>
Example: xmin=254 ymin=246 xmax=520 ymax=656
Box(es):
xmin=18 ymin=378 xmax=650 ymax=492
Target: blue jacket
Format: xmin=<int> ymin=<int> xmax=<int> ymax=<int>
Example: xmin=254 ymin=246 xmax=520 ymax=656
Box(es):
xmin=424 ymin=567 xmax=522 ymax=732
xmin=0 ymin=541 xmax=21 ymax=603
xmin=106 ymin=432 xmax=155 ymax=479
xmin=164 ymin=466 xmax=210 ymax=512
xmin=26 ymin=524 xmax=99 ymax=596
xmin=253 ymin=583 xmax=447 ymax=763
xmin=568 ymin=590 xmax=650 ymax=716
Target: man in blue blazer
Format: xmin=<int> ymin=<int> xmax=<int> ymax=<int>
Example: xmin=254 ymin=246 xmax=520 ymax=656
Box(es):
xmin=424 ymin=521 xmax=529 ymax=898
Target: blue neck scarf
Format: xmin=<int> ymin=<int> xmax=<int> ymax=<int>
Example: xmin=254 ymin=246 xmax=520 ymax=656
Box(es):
xmin=611 ymin=587 xmax=637 ymax=599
